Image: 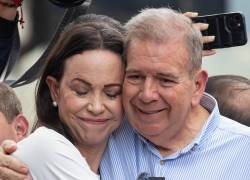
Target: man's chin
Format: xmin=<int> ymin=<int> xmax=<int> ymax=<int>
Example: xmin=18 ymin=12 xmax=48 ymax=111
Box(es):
xmin=136 ymin=124 xmax=164 ymax=138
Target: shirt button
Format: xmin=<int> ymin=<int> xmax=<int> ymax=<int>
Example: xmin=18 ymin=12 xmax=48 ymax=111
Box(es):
xmin=191 ymin=144 xmax=197 ymax=151
xmin=160 ymin=160 xmax=165 ymax=165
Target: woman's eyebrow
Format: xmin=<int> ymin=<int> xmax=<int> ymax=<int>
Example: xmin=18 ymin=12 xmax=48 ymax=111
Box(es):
xmin=71 ymin=78 xmax=91 ymax=86
xmin=104 ymin=84 xmax=122 ymax=88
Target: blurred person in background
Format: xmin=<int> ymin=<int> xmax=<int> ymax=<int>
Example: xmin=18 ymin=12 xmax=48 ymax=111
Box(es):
xmin=0 ymin=0 xmax=18 ymax=77
xmin=0 ymin=82 xmax=29 ymax=144
xmin=206 ymin=75 xmax=250 ymax=127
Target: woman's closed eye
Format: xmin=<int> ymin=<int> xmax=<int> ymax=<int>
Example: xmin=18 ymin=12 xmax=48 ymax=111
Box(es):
xmin=71 ymin=79 xmax=90 ymax=97
xmin=75 ymin=90 xmax=88 ymax=97
xmin=105 ymin=88 xmax=122 ymax=99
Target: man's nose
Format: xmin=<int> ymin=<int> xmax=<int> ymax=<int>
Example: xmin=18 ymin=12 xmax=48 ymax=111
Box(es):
xmin=138 ymin=77 xmax=159 ymax=103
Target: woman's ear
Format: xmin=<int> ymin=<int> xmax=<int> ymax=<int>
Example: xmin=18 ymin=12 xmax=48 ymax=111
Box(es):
xmin=46 ymin=76 xmax=60 ymax=103
xmin=191 ymin=70 xmax=208 ymax=107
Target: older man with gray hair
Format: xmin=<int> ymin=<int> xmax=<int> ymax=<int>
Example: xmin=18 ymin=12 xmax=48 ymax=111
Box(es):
xmin=101 ymin=7 xmax=250 ymax=180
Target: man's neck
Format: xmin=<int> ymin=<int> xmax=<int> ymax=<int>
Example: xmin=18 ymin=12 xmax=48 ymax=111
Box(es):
xmin=147 ymin=105 xmax=209 ymax=157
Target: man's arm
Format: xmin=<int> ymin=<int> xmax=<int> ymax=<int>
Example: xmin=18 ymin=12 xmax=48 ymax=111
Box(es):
xmin=0 ymin=140 xmax=31 ymax=180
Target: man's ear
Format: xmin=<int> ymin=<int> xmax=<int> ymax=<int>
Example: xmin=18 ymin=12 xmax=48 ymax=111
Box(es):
xmin=191 ymin=70 xmax=208 ymax=107
xmin=46 ymin=76 xmax=60 ymax=103
xmin=12 ymin=114 xmax=29 ymax=142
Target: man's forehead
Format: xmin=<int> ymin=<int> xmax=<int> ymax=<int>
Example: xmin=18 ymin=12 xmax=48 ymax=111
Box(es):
xmin=127 ymin=39 xmax=188 ymax=61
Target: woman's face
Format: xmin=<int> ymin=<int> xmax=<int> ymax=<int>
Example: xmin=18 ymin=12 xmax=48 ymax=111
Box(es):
xmin=47 ymin=49 xmax=124 ymax=147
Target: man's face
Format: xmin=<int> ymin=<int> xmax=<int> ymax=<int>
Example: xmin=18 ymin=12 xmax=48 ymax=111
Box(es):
xmin=123 ymin=39 xmax=199 ymax=143
xmin=0 ymin=112 xmax=17 ymax=144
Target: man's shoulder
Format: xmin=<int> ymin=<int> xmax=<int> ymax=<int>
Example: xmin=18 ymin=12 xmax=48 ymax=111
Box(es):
xmin=217 ymin=116 xmax=250 ymax=138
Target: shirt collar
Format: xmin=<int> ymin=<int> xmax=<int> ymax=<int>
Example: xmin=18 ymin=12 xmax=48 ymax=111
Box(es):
xmin=193 ymin=93 xmax=220 ymax=146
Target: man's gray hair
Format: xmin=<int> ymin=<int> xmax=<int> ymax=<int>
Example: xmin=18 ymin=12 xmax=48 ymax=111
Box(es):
xmin=125 ymin=8 xmax=203 ymax=76
xmin=0 ymin=83 xmax=22 ymax=122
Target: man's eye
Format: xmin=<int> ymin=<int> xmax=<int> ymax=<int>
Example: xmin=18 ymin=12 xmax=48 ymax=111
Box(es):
xmin=126 ymin=74 xmax=144 ymax=84
xmin=158 ymin=77 xmax=176 ymax=86
xmin=127 ymin=75 xmax=140 ymax=79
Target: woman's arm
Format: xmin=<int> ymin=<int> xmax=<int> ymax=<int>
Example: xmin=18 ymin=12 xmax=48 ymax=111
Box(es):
xmin=0 ymin=140 xmax=31 ymax=180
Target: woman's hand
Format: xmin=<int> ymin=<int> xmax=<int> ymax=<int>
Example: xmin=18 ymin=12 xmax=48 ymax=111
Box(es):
xmin=0 ymin=140 xmax=31 ymax=180
xmin=184 ymin=12 xmax=216 ymax=57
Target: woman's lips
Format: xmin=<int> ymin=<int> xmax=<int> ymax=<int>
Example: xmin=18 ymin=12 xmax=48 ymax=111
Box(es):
xmin=79 ymin=117 xmax=109 ymax=124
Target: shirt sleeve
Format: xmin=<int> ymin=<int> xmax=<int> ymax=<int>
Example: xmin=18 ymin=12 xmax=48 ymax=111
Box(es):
xmin=12 ymin=127 xmax=99 ymax=180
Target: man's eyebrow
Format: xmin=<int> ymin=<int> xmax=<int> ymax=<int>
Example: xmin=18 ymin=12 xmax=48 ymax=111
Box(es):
xmin=157 ymin=73 xmax=178 ymax=79
xmin=125 ymin=69 xmax=140 ymax=73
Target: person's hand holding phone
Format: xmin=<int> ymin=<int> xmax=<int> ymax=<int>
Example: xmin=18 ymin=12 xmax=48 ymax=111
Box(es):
xmin=192 ymin=12 xmax=247 ymax=51
xmin=184 ymin=12 xmax=216 ymax=57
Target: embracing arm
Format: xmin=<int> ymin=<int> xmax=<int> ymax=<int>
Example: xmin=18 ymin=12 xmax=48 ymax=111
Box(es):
xmin=0 ymin=128 xmax=99 ymax=180
xmin=0 ymin=140 xmax=31 ymax=180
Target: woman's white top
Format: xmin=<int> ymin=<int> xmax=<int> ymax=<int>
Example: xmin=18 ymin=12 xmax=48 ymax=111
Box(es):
xmin=12 ymin=127 xmax=100 ymax=180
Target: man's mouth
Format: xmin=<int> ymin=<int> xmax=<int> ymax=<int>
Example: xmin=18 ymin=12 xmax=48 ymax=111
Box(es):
xmin=137 ymin=108 xmax=165 ymax=114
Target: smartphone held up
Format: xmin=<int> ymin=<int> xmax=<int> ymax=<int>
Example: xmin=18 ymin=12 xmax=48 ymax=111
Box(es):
xmin=192 ymin=12 xmax=248 ymax=50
